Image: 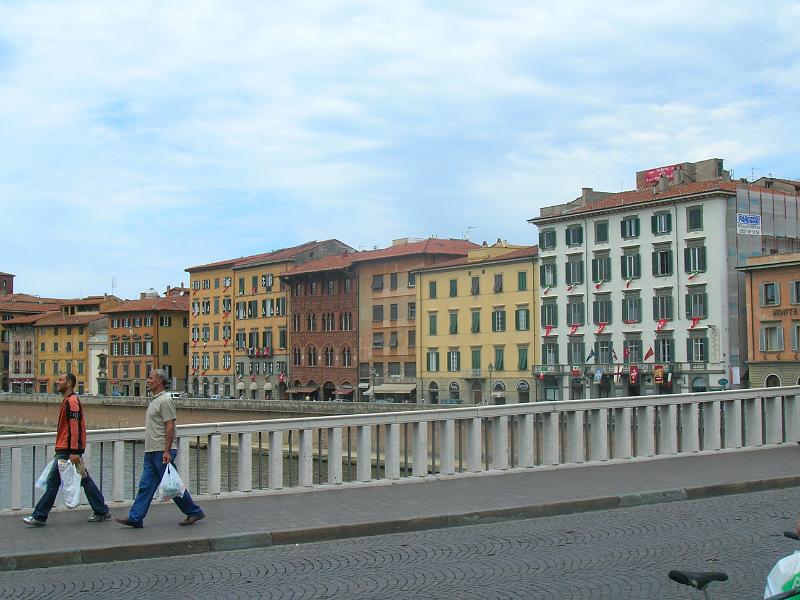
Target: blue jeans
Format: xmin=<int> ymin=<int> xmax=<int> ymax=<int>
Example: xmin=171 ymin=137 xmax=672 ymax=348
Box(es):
xmin=127 ymin=449 xmax=203 ymax=525
xmin=32 ymin=453 xmax=109 ymax=521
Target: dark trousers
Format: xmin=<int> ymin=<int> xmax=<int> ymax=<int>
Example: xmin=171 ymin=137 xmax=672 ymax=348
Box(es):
xmin=32 ymin=453 xmax=109 ymax=521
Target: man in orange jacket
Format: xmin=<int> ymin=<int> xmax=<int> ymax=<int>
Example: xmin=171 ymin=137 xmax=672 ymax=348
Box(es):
xmin=23 ymin=372 xmax=110 ymax=527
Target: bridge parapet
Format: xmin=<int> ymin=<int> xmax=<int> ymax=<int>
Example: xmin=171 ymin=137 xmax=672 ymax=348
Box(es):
xmin=1 ymin=387 xmax=798 ymax=512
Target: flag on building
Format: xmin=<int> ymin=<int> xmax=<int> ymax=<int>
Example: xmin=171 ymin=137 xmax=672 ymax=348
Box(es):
xmin=643 ymin=346 xmax=654 ymax=361
xmin=690 ymin=317 xmax=701 ymax=329
xmin=595 ymin=322 xmax=607 ymax=334
xmin=569 ymin=324 xmax=579 ymax=335
xmin=586 ymin=349 xmax=596 ymax=362
xmin=656 ymin=318 xmax=667 ymax=331
xmin=614 ymin=364 xmax=623 ymax=383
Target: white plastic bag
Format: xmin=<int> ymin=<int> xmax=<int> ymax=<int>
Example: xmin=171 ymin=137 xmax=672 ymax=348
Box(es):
xmin=35 ymin=459 xmax=55 ymax=491
xmin=154 ymin=464 xmax=186 ymax=502
xmin=765 ymin=550 xmax=800 ymax=598
xmin=57 ymin=459 xmax=82 ymax=509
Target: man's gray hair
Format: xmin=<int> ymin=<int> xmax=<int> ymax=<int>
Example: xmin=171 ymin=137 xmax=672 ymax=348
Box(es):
xmin=151 ymin=368 xmax=170 ymax=387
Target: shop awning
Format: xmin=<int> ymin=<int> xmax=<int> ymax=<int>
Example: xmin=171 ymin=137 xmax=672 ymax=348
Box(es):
xmin=372 ymin=383 xmax=417 ymax=394
xmin=289 ymin=386 xmax=320 ymax=394
xmin=358 ymin=382 xmax=370 ymax=389
xmin=249 ymin=382 xmax=258 ymax=390
xmin=236 ymin=381 xmax=246 ymax=390
xmin=263 ymin=381 xmax=273 ymax=391
xmin=334 ymin=388 xmax=354 ymax=395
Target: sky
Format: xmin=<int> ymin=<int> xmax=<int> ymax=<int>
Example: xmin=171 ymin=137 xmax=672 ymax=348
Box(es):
xmin=2 ymin=1 xmax=799 ymax=300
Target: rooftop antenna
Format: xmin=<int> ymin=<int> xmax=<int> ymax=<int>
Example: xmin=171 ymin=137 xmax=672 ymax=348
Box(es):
xmin=463 ymin=226 xmax=475 ymax=241
xmin=111 ymin=276 xmax=118 ymax=296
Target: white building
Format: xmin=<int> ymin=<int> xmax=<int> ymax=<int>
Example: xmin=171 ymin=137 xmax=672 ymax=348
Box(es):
xmin=529 ymin=159 xmax=800 ymax=399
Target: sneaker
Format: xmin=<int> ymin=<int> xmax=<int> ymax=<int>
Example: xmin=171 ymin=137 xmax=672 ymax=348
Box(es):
xmin=87 ymin=512 xmax=111 ymax=523
xmin=23 ymin=515 xmax=46 ymax=527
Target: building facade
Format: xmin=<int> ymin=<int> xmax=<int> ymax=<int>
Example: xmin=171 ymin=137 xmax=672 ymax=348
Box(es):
xmin=529 ymin=159 xmax=800 ymax=399
xmin=7 ymin=315 xmax=39 ymax=393
xmin=0 ymin=272 xmax=13 ymax=295
xmin=103 ymin=287 xmax=190 ymax=396
xmin=739 ymin=252 xmax=800 ymax=387
xmin=415 ymin=243 xmax=539 ymax=404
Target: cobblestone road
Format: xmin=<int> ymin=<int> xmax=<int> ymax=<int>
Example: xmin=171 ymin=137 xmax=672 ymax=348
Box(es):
xmin=3 ymin=487 xmax=800 ymax=599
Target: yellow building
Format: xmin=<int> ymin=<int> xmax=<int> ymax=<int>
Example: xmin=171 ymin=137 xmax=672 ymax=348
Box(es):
xmin=32 ymin=296 xmax=120 ymax=394
xmin=414 ymin=243 xmax=539 ymax=404
xmin=186 ymin=240 xmax=351 ymax=399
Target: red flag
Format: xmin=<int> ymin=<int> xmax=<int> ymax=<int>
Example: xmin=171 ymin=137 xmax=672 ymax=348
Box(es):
xmin=595 ymin=322 xmax=607 ymax=334
xmin=643 ymin=346 xmax=654 ymax=361
xmin=537 ymin=372 xmax=545 ymax=381
xmin=569 ymin=324 xmax=579 ymax=335
xmin=656 ymin=318 xmax=667 ymax=331
xmin=545 ymin=325 xmax=553 ymax=336
xmin=690 ymin=317 xmax=701 ymax=329
xmin=623 ymin=347 xmax=630 ymax=359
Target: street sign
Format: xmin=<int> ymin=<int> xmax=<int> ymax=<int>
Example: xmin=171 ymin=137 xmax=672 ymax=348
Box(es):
xmin=718 ymin=378 xmax=729 ymax=386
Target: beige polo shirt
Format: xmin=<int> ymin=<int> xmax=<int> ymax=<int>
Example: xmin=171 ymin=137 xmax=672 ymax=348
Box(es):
xmin=144 ymin=390 xmax=178 ymax=452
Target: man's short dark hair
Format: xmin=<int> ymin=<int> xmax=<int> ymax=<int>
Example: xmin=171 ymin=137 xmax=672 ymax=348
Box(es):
xmin=65 ymin=373 xmax=77 ymax=388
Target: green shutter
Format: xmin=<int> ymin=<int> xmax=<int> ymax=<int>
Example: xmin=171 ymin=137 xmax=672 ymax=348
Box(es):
xmin=634 ymin=254 xmax=641 ymax=278
xmin=699 ymin=246 xmax=707 ymax=272
xmin=471 ymin=311 xmax=480 ymax=333
xmin=652 ymin=252 xmax=658 ymax=275
xmin=518 ymin=347 xmax=528 ymax=371
xmin=666 ymin=213 xmax=672 ymax=232
xmin=591 ymin=258 xmax=598 ymax=282
xmin=622 ymin=298 xmax=629 ymax=322
xmin=518 ymin=271 xmax=527 ymax=291
xmin=684 ymin=248 xmax=691 ymax=273
xmin=651 ymin=214 xmax=657 ymax=234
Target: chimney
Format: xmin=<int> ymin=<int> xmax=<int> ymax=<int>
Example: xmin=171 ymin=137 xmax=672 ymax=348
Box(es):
xmin=657 ymin=176 xmax=669 ymax=193
xmin=140 ymin=292 xmax=146 ymax=299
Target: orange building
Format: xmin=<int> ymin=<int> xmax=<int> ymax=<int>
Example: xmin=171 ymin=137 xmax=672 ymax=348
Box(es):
xmin=103 ymin=287 xmax=190 ymax=396
xmin=739 ymin=252 xmax=800 ymax=388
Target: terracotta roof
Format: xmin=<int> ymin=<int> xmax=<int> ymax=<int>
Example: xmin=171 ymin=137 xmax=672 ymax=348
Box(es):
xmin=416 ymin=245 xmax=539 ymax=272
xmin=531 ymin=180 xmax=799 ymax=222
xmin=2 ymin=312 xmax=51 ymax=326
xmin=1 ymin=293 xmax=64 ymax=305
xmin=350 ymin=238 xmax=479 ymax=263
xmin=187 ymin=240 xmax=349 ymax=273
xmin=283 ymin=253 xmax=358 ymax=276
xmin=103 ymin=295 xmax=190 ymax=314
xmin=31 ymin=312 xmax=106 ymax=326
xmin=61 ymin=296 xmax=118 ymax=306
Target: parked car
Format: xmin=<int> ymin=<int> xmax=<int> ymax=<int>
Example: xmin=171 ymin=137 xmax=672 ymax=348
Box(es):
xmin=169 ymin=392 xmax=186 ymax=400
xmin=210 ymin=394 xmax=222 ymax=399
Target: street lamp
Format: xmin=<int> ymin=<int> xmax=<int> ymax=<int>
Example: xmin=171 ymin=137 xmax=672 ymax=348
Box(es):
xmin=487 ymin=362 xmax=493 ymax=405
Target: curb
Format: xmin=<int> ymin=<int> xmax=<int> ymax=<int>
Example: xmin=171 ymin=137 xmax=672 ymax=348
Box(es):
xmin=3 ymin=475 xmax=799 ymax=572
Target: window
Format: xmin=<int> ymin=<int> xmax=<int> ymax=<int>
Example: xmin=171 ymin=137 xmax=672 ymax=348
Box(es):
xmin=494 ymin=347 xmax=505 ymax=370
xmin=591 ymin=254 xmax=611 ymax=283
xmin=324 ymin=346 xmax=334 ymax=367
xmin=622 ymin=294 xmax=641 ymax=323
xmin=652 ymin=248 xmax=673 ymax=276
xmin=652 ymin=212 xmax=672 ymax=235
xmin=760 ymin=282 xmax=780 ymax=306
xmin=390 ymin=303 xmax=398 ymax=321
xmin=372 ymin=274 xmax=384 ymax=291
xmin=389 ymin=332 xmax=399 ymax=348
xmin=470 ymin=348 xmax=481 ymax=370
xmin=429 ymin=281 xmax=437 ymax=299
xmin=390 ymin=273 xmax=398 ymax=290
xmin=292 ymin=347 xmax=301 ymax=366
xmin=517 ymin=271 xmax=527 ymax=291
xmin=621 ymin=216 xmax=640 ymax=239
xmin=687 ymin=206 xmax=703 ymax=231
xmin=307 ymin=347 xmax=318 ymax=366
xmin=684 ymin=245 xmax=707 ymax=273
xmin=344 ymin=278 xmax=352 ymax=293
xmin=342 ymin=347 xmax=352 ymax=367
xmin=791 ymin=322 xmax=800 ymax=351
xmin=540 ymin=262 xmax=557 ymax=287
xmin=620 ymin=253 xmax=641 ymax=280
xmin=470 ymin=276 xmax=480 ymax=295
xmin=594 ymin=340 xmax=613 ymax=364
xmin=160 ymin=316 xmax=172 ymax=327
xmin=653 ymin=292 xmax=673 ymax=320
xmin=592 ymin=296 xmax=612 ymax=324
xmin=408 ymin=330 xmax=416 ymax=347
xmin=408 ymin=302 xmax=416 ymax=319
xmin=541 ymin=343 xmax=558 ymax=366
xmin=594 ymin=221 xmax=609 ymax=243
xmin=687 ymin=336 xmax=708 ymax=362
xmin=540 ymin=229 xmax=556 ymax=250
xmin=372 ymin=305 xmax=384 ymax=322
xmin=65 ymin=341 xmax=72 ymax=352
xmin=760 ymin=323 xmax=784 ymax=352
xmin=515 ymin=307 xmax=530 ymax=331
xmin=493 ymin=273 xmax=503 ymax=293
xmin=517 ymin=346 xmax=528 ymax=371
xmin=448 ymin=311 xmax=458 ymax=334
xmin=306 ymin=312 xmax=316 ymax=331
xmin=407 ymin=272 xmax=416 ymax=288
xmin=471 ymin=310 xmax=480 ymax=333
xmin=429 ymin=313 xmax=438 ymax=335
xmin=685 ymin=289 xmax=708 ymax=319
xmin=162 ymin=342 xmax=170 ymax=355
xmin=447 ymin=350 xmax=460 ymax=372
xmin=53 ymin=342 xmax=59 ymax=352
xmin=427 ymin=350 xmax=439 ymax=372
xmin=326 ymin=279 xmax=336 ymax=295
xmin=566 ymin=299 xmax=585 ymax=325
xmin=790 ymin=282 xmax=800 ymax=305
xmin=567 ymin=341 xmax=584 ymax=365
xmin=566 ymin=259 xmax=584 ymax=285
xmin=655 ymin=337 xmax=674 ymax=362
xmin=566 ymin=225 xmax=583 ymax=246
xmin=449 ymin=279 xmax=458 ymax=297
xmin=541 ymin=302 xmax=558 ymax=327
xmin=292 ymin=313 xmax=301 ymax=332
xmin=340 ymin=312 xmax=353 ymax=331
xmin=238 ymin=277 xmax=245 ymax=295
xmin=623 ymin=339 xmax=641 ymax=363
xmin=492 ymin=309 xmax=506 ymax=332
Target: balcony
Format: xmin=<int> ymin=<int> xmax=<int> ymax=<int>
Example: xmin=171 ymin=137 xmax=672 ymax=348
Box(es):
xmin=464 ymin=369 xmax=485 ymax=378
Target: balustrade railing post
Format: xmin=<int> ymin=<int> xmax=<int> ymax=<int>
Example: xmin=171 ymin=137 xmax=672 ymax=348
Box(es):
xmin=785 ymin=395 xmax=800 ymax=442
xmin=764 ymin=396 xmax=782 ymax=444
xmin=440 ymin=420 xmax=455 ymax=475
xmin=412 ymin=421 xmax=428 ymax=477
xmin=542 ymin=412 xmax=559 ymax=465
xmin=298 ymin=429 xmax=313 ymax=487
xmin=269 ymin=430 xmax=283 ymax=489
xmin=112 ymin=440 xmax=125 ymax=502
xmin=466 ymin=417 xmax=482 ymax=472
xmin=744 ymin=397 xmax=763 ymax=447
xmin=565 ymin=410 xmax=584 ymax=463
xmin=357 ymin=425 xmax=372 ymax=482
xmin=636 ymin=406 xmax=655 ymax=457
xmin=328 ymin=427 xmax=343 ymax=484
xmin=613 ymin=407 xmax=632 ymax=459
xmin=380 ymin=424 xmax=398 ymax=479
xmin=238 ymin=432 xmax=253 ymax=492
xmin=680 ymin=403 xmax=699 ymax=453
xmin=723 ymin=399 xmax=742 ymax=448
xmin=658 ymin=404 xmax=677 ymax=455
xmin=518 ymin=413 xmax=535 ymax=467
xmin=10 ymin=447 xmax=22 ymax=510
xmin=590 ymin=408 xmax=608 ymax=461
xmin=702 ymin=401 xmax=721 ymax=451
xmin=490 ymin=416 xmax=509 ymax=470
xmin=178 ymin=436 xmax=190 ymax=481
xmin=208 ymin=434 xmax=221 ymax=494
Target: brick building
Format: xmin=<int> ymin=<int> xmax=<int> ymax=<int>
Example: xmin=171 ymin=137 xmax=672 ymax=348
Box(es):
xmin=0 ymin=272 xmax=13 ymax=295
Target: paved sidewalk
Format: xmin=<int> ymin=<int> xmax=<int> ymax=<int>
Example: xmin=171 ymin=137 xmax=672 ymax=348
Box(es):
xmin=2 ymin=445 xmax=800 ymax=571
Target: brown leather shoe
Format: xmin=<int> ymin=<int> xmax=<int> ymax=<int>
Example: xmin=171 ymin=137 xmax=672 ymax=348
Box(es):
xmin=179 ymin=513 xmax=205 ymax=526
xmin=115 ymin=517 xmax=143 ymax=529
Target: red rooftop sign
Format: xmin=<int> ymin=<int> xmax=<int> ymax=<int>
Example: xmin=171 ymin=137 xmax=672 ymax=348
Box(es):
xmin=644 ymin=164 xmax=679 ymax=184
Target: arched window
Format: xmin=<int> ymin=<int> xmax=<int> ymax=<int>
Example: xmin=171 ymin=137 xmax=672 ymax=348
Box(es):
xmin=324 ymin=346 xmax=334 ymax=367
xmin=691 ymin=377 xmax=707 ymax=393
xmin=308 ymin=346 xmax=318 ymax=367
xmin=292 ymin=346 xmax=301 ymax=367
xmin=765 ymin=374 xmax=781 ymax=387
xmin=307 ymin=312 xmax=316 ymax=332
xmin=342 ymin=346 xmax=352 ymax=367
xmin=340 ymin=312 xmax=352 ymax=331
xmin=292 ymin=313 xmax=301 ymax=332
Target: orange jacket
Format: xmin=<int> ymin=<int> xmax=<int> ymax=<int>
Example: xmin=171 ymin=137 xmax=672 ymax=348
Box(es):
xmin=55 ymin=393 xmax=85 ymax=454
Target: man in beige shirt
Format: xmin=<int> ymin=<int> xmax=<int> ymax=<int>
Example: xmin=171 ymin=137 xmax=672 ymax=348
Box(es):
xmin=116 ymin=369 xmax=205 ymax=528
